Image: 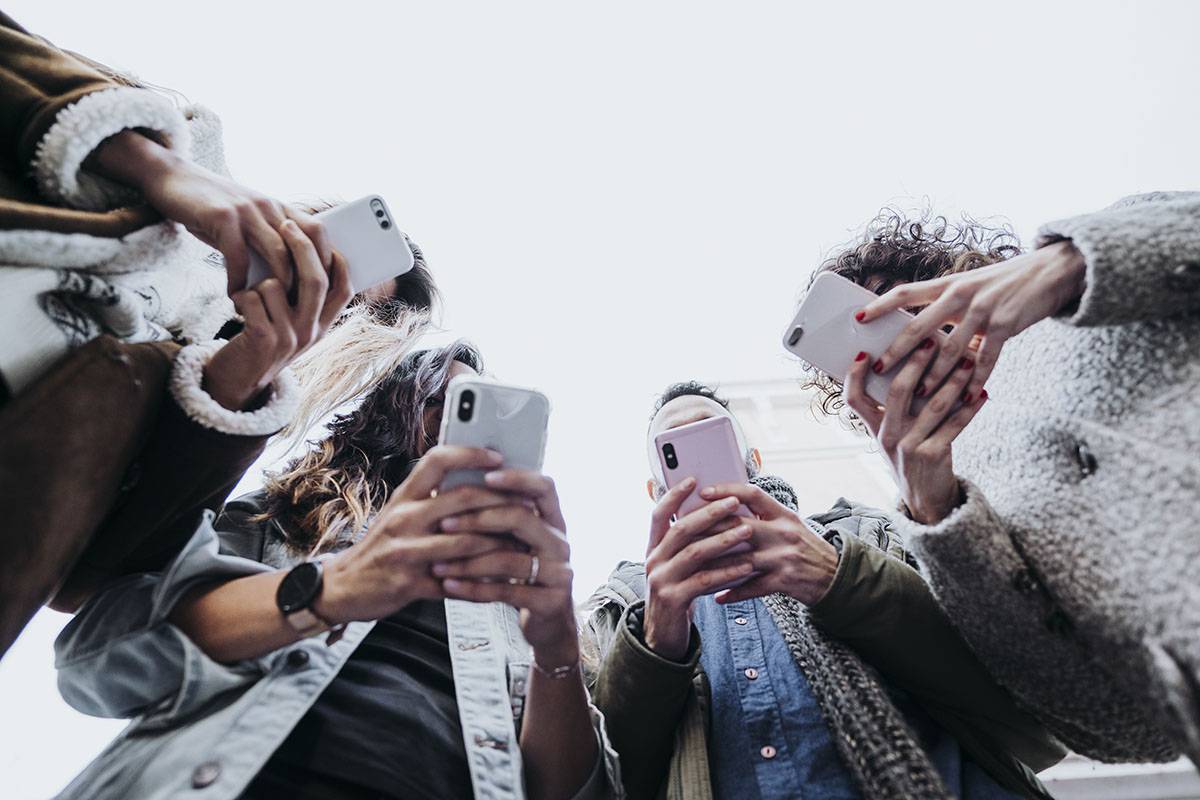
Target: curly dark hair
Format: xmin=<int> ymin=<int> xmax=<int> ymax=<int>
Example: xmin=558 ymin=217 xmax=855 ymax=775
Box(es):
xmin=799 ymin=208 xmax=1021 ymax=420
xmin=650 ymin=380 xmax=730 ymax=422
xmin=260 ymin=341 xmax=483 ymax=555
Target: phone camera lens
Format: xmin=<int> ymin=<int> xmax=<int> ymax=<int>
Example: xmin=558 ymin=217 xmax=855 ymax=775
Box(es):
xmin=458 ymin=390 xmax=475 ymax=422
xmin=662 ymin=443 xmax=678 ymax=470
xmin=380 ymin=220 xmax=391 ymax=229
xmin=375 ymin=210 xmax=385 ymax=218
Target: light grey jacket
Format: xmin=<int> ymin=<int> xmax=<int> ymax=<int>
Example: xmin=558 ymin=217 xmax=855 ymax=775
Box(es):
xmin=896 ymin=192 xmax=1200 ymax=765
xmin=53 ymin=495 xmax=622 ymax=800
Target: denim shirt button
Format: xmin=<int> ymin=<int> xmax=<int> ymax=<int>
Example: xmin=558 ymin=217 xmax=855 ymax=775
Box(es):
xmin=734 ymin=617 xmax=749 ymax=626
xmin=744 ymin=667 xmax=759 ymax=680
xmin=286 ymin=649 xmax=310 ymax=668
xmin=191 ymin=761 xmax=221 ymax=788
xmin=760 ymin=745 xmax=777 ymax=759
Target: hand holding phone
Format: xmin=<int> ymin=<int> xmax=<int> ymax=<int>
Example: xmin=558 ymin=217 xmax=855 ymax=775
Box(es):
xmin=244 ymin=195 xmax=415 ymax=294
xmin=782 ymin=272 xmax=955 ymax=413
xmin=437 ymin=377 xmax=551 ymax=493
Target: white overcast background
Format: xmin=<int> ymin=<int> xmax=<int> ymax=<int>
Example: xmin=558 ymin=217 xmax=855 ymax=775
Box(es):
xmin=2 ymin=1 xmax=1198 ymax=796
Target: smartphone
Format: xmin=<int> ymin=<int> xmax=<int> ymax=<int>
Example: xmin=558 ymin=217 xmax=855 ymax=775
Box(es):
xmin=244 ymin=195 xmax=415 ymax=293
xmin=654 ymin=415 xmax=754 ymax=588
xmin=655 ymin=416 xmax=753 ymax=518
xmin=437 ymin=376 xmax=551 ymax=492
xmin=782 ymin=271 xmax=951 ymax=411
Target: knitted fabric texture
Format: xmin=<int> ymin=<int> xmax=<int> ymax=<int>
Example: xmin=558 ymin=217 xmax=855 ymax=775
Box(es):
xmin=749 ymin=475 xmax=952 ymax=800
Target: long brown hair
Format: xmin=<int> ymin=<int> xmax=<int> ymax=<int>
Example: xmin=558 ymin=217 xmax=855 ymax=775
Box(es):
xmin=260 ymin=341 xmax=484 ymax=556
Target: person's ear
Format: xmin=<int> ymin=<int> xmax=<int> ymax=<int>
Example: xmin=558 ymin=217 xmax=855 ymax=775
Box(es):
xmin=646 ymin=479 xmax=657 ymax=501
xmin=751 ymin=448 xmax=762 ymax=470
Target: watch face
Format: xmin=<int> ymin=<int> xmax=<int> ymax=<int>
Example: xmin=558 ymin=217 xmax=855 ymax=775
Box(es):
xmin=277 ymin=561 xmax=322 ymax=614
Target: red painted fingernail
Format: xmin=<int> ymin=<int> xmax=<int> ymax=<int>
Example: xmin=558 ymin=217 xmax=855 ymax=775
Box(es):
xmin=854 ymin=351 xmax=867 ymax=362
xmin=980 ymin=389 xmax=989 ymax=401
xmin=854 ymin=310 xmax=866 ymax=322
xmin=872 ymin=359 xmax=885 ymax=374
xmin=959 ymin=357 xmax=974 ymax=370
xmin=920 ymin=338 xmax=934 ymax=350
xmin=961 ymin=390 xmax=972 ymax=404
xmin=915 ymin=384 xmax=927 ymax=398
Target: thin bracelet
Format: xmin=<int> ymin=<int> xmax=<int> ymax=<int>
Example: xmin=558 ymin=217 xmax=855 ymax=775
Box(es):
xmin=532 ymin=658 xmax=580 ymax=680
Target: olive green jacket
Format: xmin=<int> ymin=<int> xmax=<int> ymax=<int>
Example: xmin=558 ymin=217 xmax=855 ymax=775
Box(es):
xmin=581 ymin=500 xmax=1067 ymax=800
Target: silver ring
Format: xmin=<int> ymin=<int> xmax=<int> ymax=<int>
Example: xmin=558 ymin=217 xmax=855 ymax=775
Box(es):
xmin=528 ymin=555 xmax=540 ymax=586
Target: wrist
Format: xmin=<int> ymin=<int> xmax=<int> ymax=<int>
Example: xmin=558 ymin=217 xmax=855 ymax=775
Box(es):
xmin=1041 ymin=240 xmax=1088 ymax=310
xmin=532 ymin=638 xmax=580 ymax=671
xmin=89 ymin=130 xmax=180 ymax=193
xmin=311 ymin=556 xmax=354 ymax=626
xmin=202 ymin=341 xmax=274 ymax=411
xmin=642 ymin=607 xmax=690 ymax=661
xmin=798 ymin=537 xmax=839 ymax=605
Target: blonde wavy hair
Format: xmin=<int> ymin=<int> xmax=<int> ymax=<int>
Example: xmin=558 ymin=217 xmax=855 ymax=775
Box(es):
xmin=260 ymin=340 xmax=484 ymax=557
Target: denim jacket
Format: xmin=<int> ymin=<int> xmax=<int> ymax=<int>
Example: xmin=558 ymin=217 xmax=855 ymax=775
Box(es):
xmin=53 ymin=493 xmax=623 ymax=800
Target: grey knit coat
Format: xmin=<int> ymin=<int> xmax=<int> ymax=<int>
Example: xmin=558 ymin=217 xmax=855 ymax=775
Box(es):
xmin=894 ymin=191 xmax=1200 ymax=764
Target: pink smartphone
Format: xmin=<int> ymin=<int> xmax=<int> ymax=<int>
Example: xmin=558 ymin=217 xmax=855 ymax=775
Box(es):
xmin=781 ymin=271 xmax=952 ymax=412
xmin=655 ymin=416 xmax=752 ymax=518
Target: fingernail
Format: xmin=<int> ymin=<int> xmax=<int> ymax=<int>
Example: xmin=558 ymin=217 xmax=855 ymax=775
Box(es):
xmin=735 ymin=525 xmax=752 ymax=538
xmin=484 ymin=471 xmax=504 ymax=485
xmin=487 ymin=450 xmax=504 ymax=464
xmin=700 ymin=487 xmax=715 ymax=498
xmin=921 ymin=338 xmax=934 ymax=350
xmin=959 ymin=357 xmax=974 ymax=370
xmin=872 ymin=359 xmax=885 ymax=374
xmin=854 ymin=351 xmax=867 ymax=362
xmin=682 ymin=477 xmax=697 ymax=488
xmin=854 ymin=310 xmax=866 ymax=323
xmin=961 ymin=390 xmax=972 ymax=404
xmin=432 ymin=563 xmax=449 ymax=576
xmin=915 ymin=384 xmax=927 ymax=398
xmin=441 ymin=517 xmax=460 ymax=531
xmin=980 ymin=389 xmax=989 ymax=401
xmin=442 ymin=578 xmax=463 ymax=592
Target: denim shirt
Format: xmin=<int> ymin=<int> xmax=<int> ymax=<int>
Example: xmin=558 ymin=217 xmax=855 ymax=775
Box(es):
xmin=53 ymin=499 xmax=622 ymax=800
xmin=694 ymin=595 xmax=1023 ymax=800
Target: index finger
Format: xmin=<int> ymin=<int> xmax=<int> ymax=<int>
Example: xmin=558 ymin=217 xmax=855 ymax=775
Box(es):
xmin=871 ymin=294 xmax=962 ymax=375
xmin=697 ymin=483 xmax=781 ymax=519
xmin=648 ymin=477 xmax=695 ymax=552
xmin=393 ymin=446 xmax=504 ymax=502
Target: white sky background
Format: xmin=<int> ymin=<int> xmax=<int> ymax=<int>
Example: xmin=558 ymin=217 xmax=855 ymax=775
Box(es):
xmin=2 ymin=1 xmax=1199 ymax=796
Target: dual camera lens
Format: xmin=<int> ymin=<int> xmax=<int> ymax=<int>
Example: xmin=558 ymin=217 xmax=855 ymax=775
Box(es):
xmin=458 ymin=390 xmax=475 ymax=422
xmin=662 ymin=443 xmax=679 ymax=470
xmin=372 ymin=202 xmax=391 ymax=230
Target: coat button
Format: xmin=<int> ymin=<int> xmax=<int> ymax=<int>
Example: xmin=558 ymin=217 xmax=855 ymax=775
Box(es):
xmin=1075 ymin=443 xmax=1097 ymax=477
xmin=734 ymin=617 xmax=749 ymax=626
xmin=286 ymin=649 xmax=310 ymax=668
xmin=191 ymin=761 xmax=221 ymax=788
xmin=744 ymin=667 xmax=759 ymax=680
xmin=1167 ymin=262 xmax=1200 ymax=289
xmin=760 ymin=745 xmax=777 ymax=759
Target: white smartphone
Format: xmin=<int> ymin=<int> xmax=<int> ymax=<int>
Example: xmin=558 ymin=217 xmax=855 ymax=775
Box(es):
xmin=243 ymin=195 xmax=415 ymax=293
xmin=437 ymin=376 xmax=551 ymax=492
xmin=782 ymin=271 xmax=950 ymax=410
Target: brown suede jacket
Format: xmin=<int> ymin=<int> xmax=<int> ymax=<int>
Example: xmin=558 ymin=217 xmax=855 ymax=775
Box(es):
xmin=0 ymin=12 xmax=271 ymax=656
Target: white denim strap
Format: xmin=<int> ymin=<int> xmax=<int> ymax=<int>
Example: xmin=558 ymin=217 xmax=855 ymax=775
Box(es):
xmin=445 ymin=599 xmax=526 ymax=800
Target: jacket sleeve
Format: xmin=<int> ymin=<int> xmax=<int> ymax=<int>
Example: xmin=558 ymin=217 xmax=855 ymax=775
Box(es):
xmin=0 ymin=11 xmax=190 ymax=210
xmin=1037 ymin=191 xmax=1200 ymax=326
xmin=808 ymin=530 xmax=1068 ymax=781
xmin=585 ymin=599 xmax=702 ymax=800
xmin=896 ymin=479 xmax=1179 ymax=763
xmin=53 ymin=511 xmax=271 ymax=721
xmin=53 ymin=341 xmax=299 ymax=608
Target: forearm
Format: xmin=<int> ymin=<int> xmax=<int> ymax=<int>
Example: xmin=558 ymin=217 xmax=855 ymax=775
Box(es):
xmin=169 ymin=571 xmax=302 ymax=663
xmin=86 ymin=129 xmax=180 ymax=194
xmin=520 ymin=658 xmax=599 ymax=800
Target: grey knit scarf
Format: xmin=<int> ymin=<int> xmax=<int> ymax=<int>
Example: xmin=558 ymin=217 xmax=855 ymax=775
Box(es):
xmin=751 ymin=475 xmax=952 ymax=800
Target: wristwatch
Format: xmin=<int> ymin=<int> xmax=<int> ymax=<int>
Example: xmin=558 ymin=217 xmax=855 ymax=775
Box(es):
xmin=276 ymin=561 xmax=335 ymax=638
